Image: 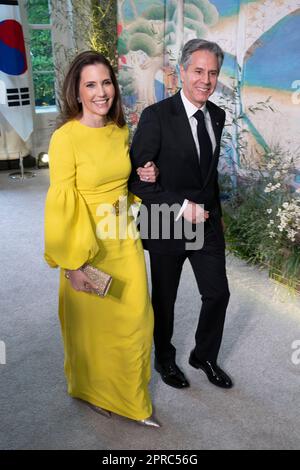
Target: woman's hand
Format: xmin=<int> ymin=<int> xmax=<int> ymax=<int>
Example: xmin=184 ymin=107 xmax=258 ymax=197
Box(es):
xmin=137 ymin=161 xmax=159 ymax=183
xmin=65 ymin=269 xmax=98 ymax=293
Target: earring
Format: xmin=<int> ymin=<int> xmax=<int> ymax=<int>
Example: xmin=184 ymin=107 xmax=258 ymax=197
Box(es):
xmin=77 ymin=96 xmax=81 ymax=103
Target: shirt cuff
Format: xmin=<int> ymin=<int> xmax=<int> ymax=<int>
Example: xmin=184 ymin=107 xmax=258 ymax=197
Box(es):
xmin=175 ymin=199 xmax=189 ymax=222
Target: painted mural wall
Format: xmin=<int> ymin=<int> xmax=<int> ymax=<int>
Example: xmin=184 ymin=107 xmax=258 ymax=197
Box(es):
xmin=117 ymin=0 xmax=300 ymax=181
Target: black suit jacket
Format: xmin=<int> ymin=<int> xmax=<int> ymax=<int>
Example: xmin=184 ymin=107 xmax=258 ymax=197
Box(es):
xmin=129 ymin=91 xmax=226 ymax=253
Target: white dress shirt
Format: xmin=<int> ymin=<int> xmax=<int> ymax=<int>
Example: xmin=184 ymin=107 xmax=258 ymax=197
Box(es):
xmin=175 ymin=90 xmax=216 ymax=221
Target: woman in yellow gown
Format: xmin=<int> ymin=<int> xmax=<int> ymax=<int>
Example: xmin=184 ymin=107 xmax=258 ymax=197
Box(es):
xmin=44 ymin=51 xmax=160 ymax=426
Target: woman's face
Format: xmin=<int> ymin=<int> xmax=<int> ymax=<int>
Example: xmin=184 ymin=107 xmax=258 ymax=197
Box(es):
xmin=78 ymin=63 xmax=115 ymax=124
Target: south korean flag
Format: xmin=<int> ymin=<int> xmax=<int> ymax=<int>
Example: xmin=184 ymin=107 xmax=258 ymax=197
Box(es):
xmin=0 ymin=0 xmax=33 ymax=142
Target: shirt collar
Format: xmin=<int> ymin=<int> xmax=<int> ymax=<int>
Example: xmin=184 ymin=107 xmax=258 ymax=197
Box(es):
xmin=180 ymin=89 xmax=207 ymax=119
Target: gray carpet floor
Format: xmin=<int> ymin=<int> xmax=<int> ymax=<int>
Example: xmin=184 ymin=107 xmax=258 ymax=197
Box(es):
xmin=0 ymin=169 xmax=300 ymax=450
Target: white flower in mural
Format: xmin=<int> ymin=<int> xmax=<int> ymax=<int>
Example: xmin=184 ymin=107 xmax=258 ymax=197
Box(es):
xmin=266 ymin=208 xmax=272 ymax=214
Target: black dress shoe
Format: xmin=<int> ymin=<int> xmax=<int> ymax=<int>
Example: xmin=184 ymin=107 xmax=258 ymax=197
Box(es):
xmin=155 ymin=359 xmax=190 ymax=389
xmin=189 ymin=350 xmax=233 ymax=389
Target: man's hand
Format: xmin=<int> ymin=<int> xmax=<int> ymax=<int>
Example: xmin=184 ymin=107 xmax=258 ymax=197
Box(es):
xmin=183 ymin=201 xmax=209 ymax=224
xmin=137 ymin=161 xmax=159 ymax=182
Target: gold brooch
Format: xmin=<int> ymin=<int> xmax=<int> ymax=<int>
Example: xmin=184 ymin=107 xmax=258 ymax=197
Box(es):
xmin=112 ymin=200 xmax=120 ymax=216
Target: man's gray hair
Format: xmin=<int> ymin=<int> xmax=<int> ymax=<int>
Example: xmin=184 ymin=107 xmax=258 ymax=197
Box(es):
xmin=180 ymin=39 xmax=224 ymax=72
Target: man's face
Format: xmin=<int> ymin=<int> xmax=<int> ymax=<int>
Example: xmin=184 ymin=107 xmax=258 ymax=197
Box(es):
xmin=180 ymin=49 xmax=219 ymax=107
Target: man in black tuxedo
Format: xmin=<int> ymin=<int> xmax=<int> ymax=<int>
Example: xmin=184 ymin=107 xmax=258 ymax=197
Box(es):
xmin=129 ymin=39 xmax=232 ymax=390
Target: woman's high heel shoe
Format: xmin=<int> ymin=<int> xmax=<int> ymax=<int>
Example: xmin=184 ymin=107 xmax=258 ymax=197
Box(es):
xmin=88 ymin=403 xmax=112 ymax=418
xmin=136 ymin=415 xmax=161 ymax=428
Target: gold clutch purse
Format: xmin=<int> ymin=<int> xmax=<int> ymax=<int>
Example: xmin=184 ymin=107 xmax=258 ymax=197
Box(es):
xmin=80 ymin=264 xmax=112 ymax=297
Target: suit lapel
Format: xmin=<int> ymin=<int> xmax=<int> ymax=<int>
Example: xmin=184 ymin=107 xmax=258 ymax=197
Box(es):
xmin=202 ymin=101 xmax=223 ymax=187
xmin=170 ymin=92 xmax=202 ymax=176
xmin=207 ymin=101 xmax=223 ymax=150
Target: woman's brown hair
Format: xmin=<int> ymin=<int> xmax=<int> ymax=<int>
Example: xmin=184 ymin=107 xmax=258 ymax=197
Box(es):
xmin=58 ymin=50 xmax=126 ymax=128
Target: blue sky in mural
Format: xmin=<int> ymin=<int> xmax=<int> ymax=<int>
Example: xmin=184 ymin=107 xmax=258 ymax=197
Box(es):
xmin=244 ymin=10 xmax=300 ymax=91
xmin=210 ymin=0 xmax=257 ymax=18
xmin=222 ymin=53 xmax=237 ymax=80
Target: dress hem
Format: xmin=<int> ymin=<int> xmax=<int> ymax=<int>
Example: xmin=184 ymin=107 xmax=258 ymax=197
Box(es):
xmin=70 ymin=392 xmax=153 ymax=421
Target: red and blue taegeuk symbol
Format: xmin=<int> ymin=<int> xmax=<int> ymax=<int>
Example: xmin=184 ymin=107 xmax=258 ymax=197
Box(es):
xmin=0 ymin=19 xmax=27 ymax=75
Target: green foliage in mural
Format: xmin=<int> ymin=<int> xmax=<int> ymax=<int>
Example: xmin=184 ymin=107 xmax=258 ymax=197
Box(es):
xmin=129 ymin=33 xmax=158 ymax=56
xmin=184 ymin=18 xmax=207 ymax=37
xmin=142 ymin=5 xmax=165 ymax=20
xmin=128 ymin=19 xmax=154 ymax=36
xmin=118 ymin=0 xmax=220 ymax=111
xmin=118 ymin=31 xmax=130 ymax=55
xmin=119 ymin=0 xmax=218 ymax=59
xmin=118 ymin=69 xmax=135 ymax=95
xmin=185 ymin=3 xmax=204 ymax=22
xmin=188 ymin=0 xmax=218 ymax=25
xmin=121 ymin=18 xmax=163 ymax=58
xmin=166 ymin=1 xmax=176 ymax=19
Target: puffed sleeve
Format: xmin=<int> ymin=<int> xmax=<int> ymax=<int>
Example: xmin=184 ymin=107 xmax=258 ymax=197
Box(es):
xmin=44 ymin=128 xmax=99 ymax=270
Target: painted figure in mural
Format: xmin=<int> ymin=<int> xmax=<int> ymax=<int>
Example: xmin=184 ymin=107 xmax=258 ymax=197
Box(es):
xmin=129 ymin=39 xmax=233 ymax=390
xmin=44 ymin=51 xmax=161 ymax=427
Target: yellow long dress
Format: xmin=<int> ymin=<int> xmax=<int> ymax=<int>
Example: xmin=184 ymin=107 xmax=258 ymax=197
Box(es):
xmin=44 ymin=120 xmax=153 ymax=420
